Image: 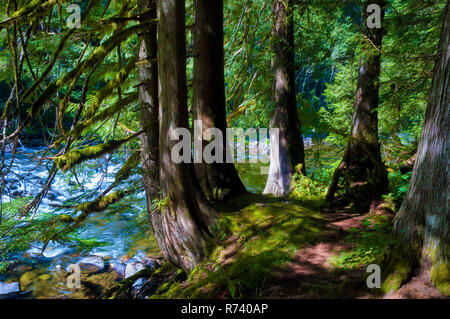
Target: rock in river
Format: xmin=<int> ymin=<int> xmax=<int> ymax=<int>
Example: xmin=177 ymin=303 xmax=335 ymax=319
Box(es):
xmin=125 ymin=261 xmax=146 ymax=279
xmin=109 ymin=262 xmax=126 ymax=278
xmin=0 ymin=282 xmax=20 ymax=296
xmin=79 ymin=256 xmax=106 ymax=274
xmin=20 ymin=270 xmax=40 ymax=290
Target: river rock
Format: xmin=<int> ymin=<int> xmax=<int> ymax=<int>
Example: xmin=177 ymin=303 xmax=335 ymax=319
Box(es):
xmin=79 ymin=256 xmax=106 ymax=274
xmin=125 ymin=261 xmax=146 ymax=279
xmin=38 ymin=274 xmax=51 ymax=281
xmin=11 ymin=190 xmax=24 ymax=197
xmin=109 ymin=262 xmax=126 ymax=278
xmin=132 ymin=278 xmax=146 ymax=289
xmin=43 ymin=247 xmax=72 ymax=258
xmin=20 ymin=270 xmax=40 ymax=290
xmin=0 ymin=282 xmax=20 ymax=296
xmin=131 ymin=278 xmax=146 ymax=298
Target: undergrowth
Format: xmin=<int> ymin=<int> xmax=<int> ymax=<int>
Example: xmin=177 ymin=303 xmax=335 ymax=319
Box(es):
xmin=329 ymin=215 xmax=395 ymax=270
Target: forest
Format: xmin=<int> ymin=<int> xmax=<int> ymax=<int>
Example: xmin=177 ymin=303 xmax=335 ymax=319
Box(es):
xmin=0 ymin=0 xmax=448 ymax=300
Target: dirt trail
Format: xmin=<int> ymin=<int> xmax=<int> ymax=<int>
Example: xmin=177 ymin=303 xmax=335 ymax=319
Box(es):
xmin=265 ymin=210 xmax=368 ymax=298
xmin=264 ymin=209 xmax=445 ymax=299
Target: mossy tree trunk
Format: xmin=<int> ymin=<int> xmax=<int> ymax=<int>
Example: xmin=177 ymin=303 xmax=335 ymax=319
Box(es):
xmin=383 ymin=1 xmax=449 ymax=296
xmin=192 ymin=0 xmax=247 ymax=202
xmin=157 ymin=0 xmax=218 ymax=272
xmin=263 ymin=0 xmax=306 ymax=197
xmin=137 ymin=0 xmax=162 ymax=244
xmin=326 ymin=0 xmax=388 ymax=211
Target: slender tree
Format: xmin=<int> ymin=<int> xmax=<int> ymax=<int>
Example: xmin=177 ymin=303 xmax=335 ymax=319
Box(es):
xmin=137 ymin=0 xmax=161 ymax=242
xmin=383 ymin=1 xmax=449 ymax=296
xmin=192 ymin=0 xmax=247 ymax=202
xmin=157 ymin=0 xmax=218 ymax=272
xmin=326 ymin=0 xmax=388 ymax=211
xmin=263 ymin=0 xmax=306 ymax=197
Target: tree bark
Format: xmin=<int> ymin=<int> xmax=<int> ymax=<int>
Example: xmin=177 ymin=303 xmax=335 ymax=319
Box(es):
xmin=326 ymin=0 xmax=388 ymax=211
xmin=137 ymin=0 xmax=161 ymax=242
xmin=192 ymin=0 xmax=247 ymax=202
xmin=263 ymin=0 xmax=306 ymax=197
xmin=383 ymin=1 xmax=449 ymax=296
xmin=157 ymin=0 xmax=218 ymax=272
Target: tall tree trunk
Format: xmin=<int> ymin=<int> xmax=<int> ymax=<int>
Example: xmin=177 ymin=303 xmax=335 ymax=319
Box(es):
xmin=157 ymin=0 xmax=218 ymax=272
xmin=192 ymin=0 xmax=247 ymax=202
xmin=383 ymin=1 xmax=449 ymax=296
xmin=263 ymin=0 xmax=306 ymax=197
xmin=326 ymin=0 xmax=388 ymax=211
xmin=137 ymin=0 xmax=161 ymax=245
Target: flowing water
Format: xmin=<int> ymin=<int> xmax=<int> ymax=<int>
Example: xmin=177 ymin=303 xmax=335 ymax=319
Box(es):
xmin=0 ymin=146 xmax=159 ymax=298
xmin=0 ymin=140 xmax=270 ymax=298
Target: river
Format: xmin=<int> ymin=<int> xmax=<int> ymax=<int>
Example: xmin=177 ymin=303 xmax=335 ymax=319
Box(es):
xmin=0 ymin=146 xmax=159 ymax=298
xmin=0 ymin=141 xmax=270 ymax=298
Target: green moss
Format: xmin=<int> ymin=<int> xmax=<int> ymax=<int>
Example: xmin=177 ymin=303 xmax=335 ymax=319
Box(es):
xmin=24 ymin=23 xmax=149 ymax=127
xmin=151 ymin=195 xmax=326 ymax=298
xmin=59 ymin=214 xmax=74 ymax=223
xmin=20 ymin=270 xmax=41 ymax=290
xmin=77 ymin=191 xmax=124 ymax=214
xmin=430 ymin=262 xmax=450 ymax=296
xmin=381 ymin=243 xmax=418 ymax=294
xmin=427 ymin=243 xmax=450 ymax=296
xmin=67 ymin=93 xmax=137 ymax=142
xmin=37 ymin=274 xmax=51 ymax=281
xmin=162 ymin=282 xmax=183 ymax=298
xmin=149 ymin=265 xmax=187 ymax=299
xmin=74 ymin=190 xmax=132 ymax=226
xmin=55 ymin=136 xmax=136 ymax=172
xmin=381 ymin=262 xmax=411 ymax=294
xmin=381 ymin=241 xmax=450 ymax=296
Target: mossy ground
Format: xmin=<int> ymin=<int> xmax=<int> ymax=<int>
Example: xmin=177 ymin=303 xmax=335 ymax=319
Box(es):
xmin=148 ymin=145 xmax=411 ymax=298
xmin=150 ymin=194 xmax=327 ymax=298
xmin=149 ymin=193 xmax=395 ymax=299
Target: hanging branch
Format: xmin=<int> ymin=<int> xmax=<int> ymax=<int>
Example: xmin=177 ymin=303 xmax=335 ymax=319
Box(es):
xmin=52 ymin=130 xmax=143 ymax=172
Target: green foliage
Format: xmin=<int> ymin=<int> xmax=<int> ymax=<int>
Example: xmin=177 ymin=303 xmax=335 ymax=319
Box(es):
xmin=235 ymin=162 xmax=268 ymax=194
xmin=224 ymin=0 xmax=273 ymax=128
xmin=290 ymin=169 xmax=327 ymax=200
xmin=1 ymin=196 xmax=31 ymax=217
xmin=329 ymin=216 xmax=395 ymax=270
xmin=0 ymin=197 xmax=32 ymax=271
xmin=0 ymin=195 xmax=106 ymax=273
xmin=290 ymin=143 xmax=343 ymax=202
xmin=387 ymin=170 xmax=413 ymax=209
xmin=319 ymin=0 xmax=444 ymax=150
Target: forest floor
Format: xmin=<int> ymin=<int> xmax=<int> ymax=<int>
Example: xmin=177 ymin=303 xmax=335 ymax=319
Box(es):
xmin=263 ymin=209 xmax=370 ymax=298
xmin=150 ymin=194 xmax=446 ymax=299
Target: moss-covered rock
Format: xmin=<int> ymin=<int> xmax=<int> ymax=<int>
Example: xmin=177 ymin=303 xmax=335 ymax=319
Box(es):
xmin=20 ymin=270 xmax=41 ymax=290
